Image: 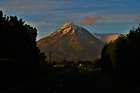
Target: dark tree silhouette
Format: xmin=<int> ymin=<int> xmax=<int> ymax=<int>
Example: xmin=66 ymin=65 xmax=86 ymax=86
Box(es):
xmin=101 ymin=25 xmax=140 ymax=90
xmin=0 ymin=10 xmax=42 ymax=91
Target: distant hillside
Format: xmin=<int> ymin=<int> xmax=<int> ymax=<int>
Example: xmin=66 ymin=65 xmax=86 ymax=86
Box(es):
xmin=94 ymin=33 xmax=120 ymax=43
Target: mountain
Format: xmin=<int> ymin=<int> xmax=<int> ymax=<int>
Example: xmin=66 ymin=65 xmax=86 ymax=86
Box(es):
xmin=37 ymin=22 xmax=104 ymax=62
xmin=94 ymin=33 xmax=119 ymax=43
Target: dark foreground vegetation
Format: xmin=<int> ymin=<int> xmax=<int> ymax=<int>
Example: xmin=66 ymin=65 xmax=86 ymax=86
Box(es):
xmin=1 ymin=11 xmax=140 ymax=93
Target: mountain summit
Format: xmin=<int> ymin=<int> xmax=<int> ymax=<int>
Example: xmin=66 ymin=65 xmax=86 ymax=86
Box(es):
xmin=37 ymin=22 xmax=104 ymax=62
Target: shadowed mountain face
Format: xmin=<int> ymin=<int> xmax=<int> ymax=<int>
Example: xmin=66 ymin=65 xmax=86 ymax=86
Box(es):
xmin=37 ymin=22 xmax=104 ymax=62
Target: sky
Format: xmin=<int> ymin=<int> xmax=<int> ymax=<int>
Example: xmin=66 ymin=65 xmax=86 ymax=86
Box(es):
xmin=0 ymin=0 xmax=140 ymax=39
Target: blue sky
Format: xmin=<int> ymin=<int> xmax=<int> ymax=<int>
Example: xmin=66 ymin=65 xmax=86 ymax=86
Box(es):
xmin=0 ymin=0 xmax=140 ymax=39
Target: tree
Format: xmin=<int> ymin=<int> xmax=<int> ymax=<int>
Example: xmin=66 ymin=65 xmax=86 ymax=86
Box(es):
xmin=101 ymin=25 xmax=140 ymax=88
xmin=0 ymin=10 xmax=44 ymax=90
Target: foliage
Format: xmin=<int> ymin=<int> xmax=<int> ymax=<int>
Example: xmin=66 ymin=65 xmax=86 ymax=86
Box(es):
xmin=101 ymin=24 xmax=140 ymax=87
xmin=0 ymin=11 xmax=46 ymax=90
xmin=0 ymin=10 xmax=41 ymax=64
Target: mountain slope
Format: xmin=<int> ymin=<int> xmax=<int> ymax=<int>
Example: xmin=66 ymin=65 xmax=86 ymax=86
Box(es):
xmin=38 ymin=22 xmax=104 ymax=62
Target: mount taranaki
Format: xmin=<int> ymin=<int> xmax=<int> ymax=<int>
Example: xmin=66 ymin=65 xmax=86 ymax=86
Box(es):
xmin=37 ymin=23 xmax=118 ymax=62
